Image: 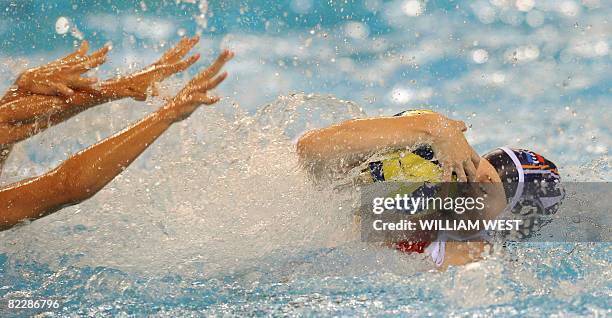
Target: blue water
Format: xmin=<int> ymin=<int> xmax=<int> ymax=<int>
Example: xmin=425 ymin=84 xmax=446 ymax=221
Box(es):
xmin=0 ymin=1 xmax=610 ymax=317
xmin=1 ymin=243 xmax=610 ymax=316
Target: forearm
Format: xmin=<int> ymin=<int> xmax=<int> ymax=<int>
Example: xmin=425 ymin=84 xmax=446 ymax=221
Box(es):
xmin=0 ymin=76 xmax=145 ymax=145
xmin=296 ymin=113 xmax=446 ymax=161
xmin=0 ymin=84 xmax=130 ymax=145
xmin=0 ymin=95 xmax=101 ymax=145
xmin=0 ymin=105 xmax=84 ymax=145
xmin=0 ymin=105 xmax=177 ymax=229
xmin=0 ymin=81 xmax=130 ymax=125
xmin=54 ymin=106 xmax=175 ymax=202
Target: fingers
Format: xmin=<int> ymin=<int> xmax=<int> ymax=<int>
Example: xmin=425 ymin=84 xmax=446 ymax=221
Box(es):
xmin=168 ymin=53 xmax=200 ymax=74
xmin=167 ymin=48 xmax=232 ymax=117
xmin=195 ymin=49 xmax=234 ymax=82
xmin=61 ymin=40 xmax=90 ymax=63
xmin=50 ymin=82 xmax=74 ymax=96
xmin=69 ymin=76 xmax=98 ymax=88
xmin=74 ymin=41 xmax=90 ymax=59
xmin=463 ymin=159 xmax=478 ymax=182
xmin=156 ymin=36 xmax=188 ymax=64
xmin=455 ymin=163 xmax=468 ymax=182
xmin=172 ymin=35 xmax=200 ymax=62
xmin=442 ymin=165 xmax=453 ymax=182
xmin=471 ymin=151 xmax=481 ymax=169
xmin=193 ymin=93 xmax=221 ymax=105
xmin=74 ymin=45 xmax=110 ymax=71
xmin=88 ymin=45 xmax=111 ymax=62
xmin=206 ymin=72 xmax=228 ymax=90
xmin=158 ymin=35 xmax=200 ymax=64
xmin=153 ymin=53 xmax=200 ymax=81
xmin=183 ymin=72 xmax=227 ymax=107
xmin=194 ymin=72 xmax=227 ymax=91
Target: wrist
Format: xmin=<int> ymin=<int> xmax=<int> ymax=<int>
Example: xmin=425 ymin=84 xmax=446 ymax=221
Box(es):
xmin=424 ymin=113 xmax=460 ymax=140
xmin=158 ymin=101 xmax=182 ymax=124
xmin=98 ymin=80 xmax=129 ymax=99
xmin=402 ymin=113 xmax=448 ymax=141
xmin=98 ymin=76 xmax=148 ymax=101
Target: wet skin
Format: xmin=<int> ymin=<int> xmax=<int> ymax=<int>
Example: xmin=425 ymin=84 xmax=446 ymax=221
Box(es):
xmin=0 ymin=36 xmax=233 ymax=231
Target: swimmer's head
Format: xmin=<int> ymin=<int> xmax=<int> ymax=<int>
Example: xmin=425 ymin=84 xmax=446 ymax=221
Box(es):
xmin=483 ymin=147 xmax=564 ymax=239
xmin=483 ymin=147 xmax=560 ymax=184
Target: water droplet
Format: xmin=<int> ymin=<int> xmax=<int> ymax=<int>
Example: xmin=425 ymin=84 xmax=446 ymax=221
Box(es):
xmin=55 ymin=16 xmax=70 ymax=35
xmin=472 ymin=49 xmax=489 ymax=64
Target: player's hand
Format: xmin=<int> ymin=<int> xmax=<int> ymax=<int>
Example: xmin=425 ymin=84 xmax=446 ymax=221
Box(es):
xmin=109 ymin=36 xmax=201 ymax=101
xmin=431 ymin=118 xmax=480 ymax=182
xmin=163 ymin=49 xmax=234 ymax=121
xmin=14 ymin=41 xmax=109 ymax=96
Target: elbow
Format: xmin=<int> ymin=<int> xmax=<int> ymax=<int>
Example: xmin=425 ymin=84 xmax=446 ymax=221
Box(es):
xmin=296 ymin=131 xmax=319 ymax=161
xmin=296 ymin=122 xmax=349 ymax=161
xmin=296 ymin=134 xmax=308 ymax=158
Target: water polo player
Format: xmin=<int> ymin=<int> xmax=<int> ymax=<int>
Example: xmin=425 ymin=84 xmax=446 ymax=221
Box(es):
xmin=297 ymin=109 xmax=563 ymax=269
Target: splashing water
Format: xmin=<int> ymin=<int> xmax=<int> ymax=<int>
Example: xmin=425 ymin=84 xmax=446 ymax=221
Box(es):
xmin=0 ymin=0 xmax=610 ymax=314
xmin=174 ymin=0 xmax=210 ymax=31
xmin=0 ymin=95 xmax=360 ymax=272
xmin=0 ymin=94 xmax=609 ymax=316
xmin=54 ymin=17 xmax=70 ymax=35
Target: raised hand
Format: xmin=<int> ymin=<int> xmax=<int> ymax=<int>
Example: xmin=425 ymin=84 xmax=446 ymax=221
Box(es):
xmin=106 ymin=36 xmax=202 ymax=101
xmin=162 ymin=49 xmax=234 ymax=121
xmin=14 ymin=41 xmax=109 ymax=96
xmin=0 ymin=48 xmax=234 ymax=231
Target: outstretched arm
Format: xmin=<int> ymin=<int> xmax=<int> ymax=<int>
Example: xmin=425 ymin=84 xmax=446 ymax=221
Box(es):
xmin=0 ymin=49 xmax=233 ymax=231
xmin=0 ymin=36 xmax=201 ymax=142
xmin=296 ymin=112 xmax=480 ymax=181
xmin=0 ymin=59 xmax=197 ymax=145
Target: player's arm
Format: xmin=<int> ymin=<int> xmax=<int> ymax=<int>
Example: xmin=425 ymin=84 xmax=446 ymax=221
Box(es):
xmin=0 ymin=50 xmax=233 ymax=231
xmin=296 ymin=113 xmax=480 ymax=181
xmin=0 ymin=37 xmax=201 ymax=145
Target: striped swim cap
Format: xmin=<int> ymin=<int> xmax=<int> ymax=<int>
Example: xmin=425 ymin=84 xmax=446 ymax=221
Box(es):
xmin=484 ymin=147 xmax=564 ymax=239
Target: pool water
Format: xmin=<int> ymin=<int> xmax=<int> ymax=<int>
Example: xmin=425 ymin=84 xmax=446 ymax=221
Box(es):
xmin=1 ymin=243 xmax=609 ymax=316
xmin=0 ymin=1 xmax=610 ymax=317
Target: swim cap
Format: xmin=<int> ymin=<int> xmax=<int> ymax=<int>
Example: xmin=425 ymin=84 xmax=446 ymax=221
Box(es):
xmin=483 ymin=147 xmax=564 ymax=239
